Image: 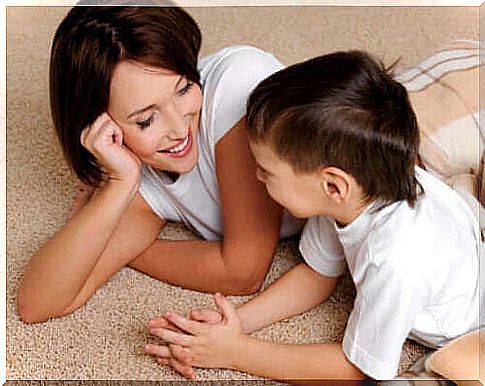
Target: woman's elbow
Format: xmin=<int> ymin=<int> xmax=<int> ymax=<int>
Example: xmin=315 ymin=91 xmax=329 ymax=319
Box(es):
xmin=221 ymin=265 xmax=267 ymax=296
xmin=17 ymin=286 xmax=74 ymax=323
xmin=223 ymin=279 xmax=263 ymax=296
xmin=17 ymin=291 xmax=48 ymax=324
xmin=18 ymin=310 xmax=45 ymax=324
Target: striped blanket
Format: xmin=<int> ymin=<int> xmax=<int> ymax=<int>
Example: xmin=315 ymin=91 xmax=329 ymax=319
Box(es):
xmin=396 ymin=40 xmax=483 ymax=210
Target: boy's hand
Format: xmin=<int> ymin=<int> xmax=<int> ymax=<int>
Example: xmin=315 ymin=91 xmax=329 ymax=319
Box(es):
xmin=146 ymin=317 xmax=195 ymax=379
xmin=145 ymin=305 xmax=223 ymax=379
xmin=147 ymin=307 xmax=222 ymax=333
xmin=147 ymin=293 xmax=248 ymax=377
xmin=190 ymin=307 xmax=223 ymax=324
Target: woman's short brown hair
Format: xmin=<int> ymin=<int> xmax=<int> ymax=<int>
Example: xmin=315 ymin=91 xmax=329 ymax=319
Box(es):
xmin=247 ymin=51 xmax=421 ymax=208
xmin=50 ymin=6 xmax=201 ymax=186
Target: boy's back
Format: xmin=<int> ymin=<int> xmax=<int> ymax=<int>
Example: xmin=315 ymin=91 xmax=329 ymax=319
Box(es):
xmin=299 ymin=166 xmax=480 ymax=379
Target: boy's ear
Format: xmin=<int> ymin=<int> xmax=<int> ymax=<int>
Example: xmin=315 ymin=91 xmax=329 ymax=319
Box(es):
xmin=320 ymin=167 xmax=351 ymax=203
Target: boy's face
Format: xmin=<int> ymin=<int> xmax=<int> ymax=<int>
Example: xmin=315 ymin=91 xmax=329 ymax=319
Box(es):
xmin=249 ymin=140 xmax=326 ymax=219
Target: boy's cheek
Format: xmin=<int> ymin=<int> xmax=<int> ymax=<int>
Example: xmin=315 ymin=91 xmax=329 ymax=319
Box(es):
xmin=265 ymin=184 xmax=281 ymax=203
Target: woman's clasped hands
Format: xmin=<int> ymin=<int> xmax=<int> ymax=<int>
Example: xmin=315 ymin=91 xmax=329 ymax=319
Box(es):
xmin=145 ymin=293 xmax=247 ymax=380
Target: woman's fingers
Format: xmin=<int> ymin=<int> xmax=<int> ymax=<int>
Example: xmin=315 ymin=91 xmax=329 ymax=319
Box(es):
xmin=144 ymin=343 xmax=171 ymax=358
xmin=190 ymin=308 xmax=223 ymax=324
xmin=148 ymin=316 xmax=169 ymax=328
xmin=91 ymin=118 xmax=120 ymax=153
xmin=78 ymin=112 xmax=140 ymax=181
xmin=80 ymin=112 xmax=122 ymax=154
xmin=156 ymin=356 xmax=170 ymax=366
xmin=80 ymin=113 xmax=111 ymax=149
xmin=213 ymin=293 xmax=239 ymax=324
xmin=169 ymin=356 xmax=195 ymax=380
xmin=80 ymin=125 xmax=90 ymax=148
xmin=149 ymin=326 xmax=194 ymax=347
xmin=147 ymin=344 xmax=195 ymax=380
xmin=148 ymin=316 xmax=182 ymax=332
xmin=163 ymin=311 xmax=206 ymax=335
xmin=169 ymin=343 xmax=193 ymax=366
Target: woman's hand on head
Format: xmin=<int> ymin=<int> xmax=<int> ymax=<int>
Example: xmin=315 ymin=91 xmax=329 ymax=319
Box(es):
xmin=80 ymin=112 xmax=141 ymax=185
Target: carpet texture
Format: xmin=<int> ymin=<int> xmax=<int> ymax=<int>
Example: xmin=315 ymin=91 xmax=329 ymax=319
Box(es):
xmin=6 ymin=4 xmax=479 ymax=381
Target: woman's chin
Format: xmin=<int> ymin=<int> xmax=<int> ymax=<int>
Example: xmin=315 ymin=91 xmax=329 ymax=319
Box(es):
xmin=174 ymin=160 xmax=198 ymax=174
xmin=149 ymin=148 xmax=199 ymax=175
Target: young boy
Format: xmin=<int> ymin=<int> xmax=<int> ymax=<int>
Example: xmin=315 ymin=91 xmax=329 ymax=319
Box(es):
xmin=144 ymin=51 xmax=482 ymax=381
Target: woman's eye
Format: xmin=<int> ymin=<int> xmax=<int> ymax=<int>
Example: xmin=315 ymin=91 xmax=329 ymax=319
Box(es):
xmin=136 ymin=114 xmax=154 ymax=129
xmin=178 ymin=80 xmax=193 ymax=96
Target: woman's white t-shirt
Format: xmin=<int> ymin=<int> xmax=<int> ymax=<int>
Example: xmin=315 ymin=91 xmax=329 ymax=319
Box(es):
xmin=300 ymin=167 xmax=482 ymax=380
xmin=139 ymin=45 xmax=304 ymax=241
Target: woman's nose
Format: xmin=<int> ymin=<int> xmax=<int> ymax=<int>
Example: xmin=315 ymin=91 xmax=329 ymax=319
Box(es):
xmin=165 ymin=103 xmax=188 ymax=139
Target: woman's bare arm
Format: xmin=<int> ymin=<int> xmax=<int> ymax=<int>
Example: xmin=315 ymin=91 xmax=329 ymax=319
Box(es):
xmin=17 ymin=187 xmax=164 ymax=323
xmin=17 ymin=113 xmax=165 ymax=323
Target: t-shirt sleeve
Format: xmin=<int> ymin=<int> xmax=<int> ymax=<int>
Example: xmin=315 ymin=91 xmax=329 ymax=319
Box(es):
xmin=299 ymin=216 xmax=347 ymax=277
xmin=342 ymin=256 xmax=428 ymax=380
xmin=199 ymin=45 xmax=284 ymax=146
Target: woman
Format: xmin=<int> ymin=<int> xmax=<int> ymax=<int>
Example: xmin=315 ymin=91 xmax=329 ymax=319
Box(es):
xmin=17 ymin=6 xmax=302 ymax=323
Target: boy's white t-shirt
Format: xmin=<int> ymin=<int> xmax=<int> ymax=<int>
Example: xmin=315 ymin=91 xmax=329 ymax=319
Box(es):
xmin=139 ymin=45 xmax=304 ymax=241
xmin=299 ymin=167 xmax=482 ymax=380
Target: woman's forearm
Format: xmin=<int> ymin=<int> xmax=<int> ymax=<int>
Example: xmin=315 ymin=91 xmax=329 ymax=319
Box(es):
xmin=233 ymin=338 xmax=364 ymax=381
xmin=18 ymin=178 xmax=138 ymax=321
xmin=130 ymin=239 xmax=245 ymax=294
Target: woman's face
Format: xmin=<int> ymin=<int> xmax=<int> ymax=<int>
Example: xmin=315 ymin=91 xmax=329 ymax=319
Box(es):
xmin=107 ymin=60 xmax=203 ymax=174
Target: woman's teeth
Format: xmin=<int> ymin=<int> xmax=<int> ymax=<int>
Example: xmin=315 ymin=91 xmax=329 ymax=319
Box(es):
xmin=166 ymin=135 xmax=190 ymax=154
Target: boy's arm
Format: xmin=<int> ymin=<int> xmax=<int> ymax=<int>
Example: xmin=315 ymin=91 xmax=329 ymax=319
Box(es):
xmin=233 ymin=338 xmax=365 ymax=380
xmin=148 ymin=263 xmax=339 ymax=334
xmin=150 ymin=293 xmax=364 ymax=381
xmin=237 ymin=263 xmax=339 ymax=333
xmin=147 ymin=265 xmax=341 ymax=379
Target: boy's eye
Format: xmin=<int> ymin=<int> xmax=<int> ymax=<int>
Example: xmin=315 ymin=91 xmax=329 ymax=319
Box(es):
xmin=177 ymin=80 xmax=193 ymax=96
xmin=256 ymin=166 xmax=269 ymax=181
xmin=136 ymin=114 xmax=155 ymax=129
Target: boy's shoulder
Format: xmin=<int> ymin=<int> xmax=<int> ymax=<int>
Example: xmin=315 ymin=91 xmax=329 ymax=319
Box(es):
xmin=365 ymin=167 xmax=478 ymax=267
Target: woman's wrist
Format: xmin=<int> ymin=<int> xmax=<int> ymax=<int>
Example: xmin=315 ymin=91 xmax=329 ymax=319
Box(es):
xmin=103 ymin=175 xmax=140 ymax=202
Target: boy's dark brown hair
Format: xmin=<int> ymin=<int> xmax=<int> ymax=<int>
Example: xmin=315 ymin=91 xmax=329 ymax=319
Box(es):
xmin=50 ymin=6 xmax=201 ymax=186
xmin=246 ymin=50 xmax=421 ymax=208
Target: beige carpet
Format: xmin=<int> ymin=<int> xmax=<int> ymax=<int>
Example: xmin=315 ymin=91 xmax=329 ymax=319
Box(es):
xmin=6 ymin=4 xmax=479 ymax=382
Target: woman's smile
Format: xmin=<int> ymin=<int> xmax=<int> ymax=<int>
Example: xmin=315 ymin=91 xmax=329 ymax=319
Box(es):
xmin=158 ymin=130 xmax=193 ymax=158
